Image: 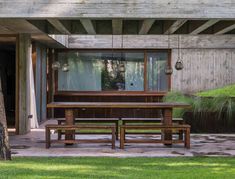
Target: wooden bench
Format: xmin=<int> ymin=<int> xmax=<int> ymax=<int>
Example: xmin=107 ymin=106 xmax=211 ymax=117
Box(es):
xmin=121 ymin=118 xmax=184 ymax=139
xmin=56 ymin=118 xmax=119 ymax=140
xmin=45 ymin=124 xmax=116 ymax=149
xmin=119 ymin=124 xmax=190 ymax=149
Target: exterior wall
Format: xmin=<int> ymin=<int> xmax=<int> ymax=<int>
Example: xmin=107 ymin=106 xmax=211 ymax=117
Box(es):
xmin=172 ymin=49 xmax=235 ymax=93
xmin=67 ymin=35 xmax=235 ymax=93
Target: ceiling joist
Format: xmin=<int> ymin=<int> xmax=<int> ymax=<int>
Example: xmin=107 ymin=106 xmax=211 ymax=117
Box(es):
xmin=47 ymin=19 xmax=71 ymax=34
xmin=190 ymin=20 xmax=219 ymax=35
xmin=164 ymin=20 xmax=187 ymax=34
xmin=139 ymin=19 xmax=155 ymax=35
xmin=80 ymin=19 xmax=96 ymax=35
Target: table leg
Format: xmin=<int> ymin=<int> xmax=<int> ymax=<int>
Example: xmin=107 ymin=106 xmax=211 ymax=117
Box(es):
xmin=65 ymin=109 xmax=75 ymax=143
xmin=162 ymin=108 xmax=172 ymax=145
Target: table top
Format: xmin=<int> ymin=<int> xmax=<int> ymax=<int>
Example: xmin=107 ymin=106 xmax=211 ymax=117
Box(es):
xmin=47 ymin=102 xmax=191 ymax=109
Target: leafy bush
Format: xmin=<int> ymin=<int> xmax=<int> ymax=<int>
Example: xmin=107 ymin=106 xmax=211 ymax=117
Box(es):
xmin=163 ymin=91 xmax=235 ymax=122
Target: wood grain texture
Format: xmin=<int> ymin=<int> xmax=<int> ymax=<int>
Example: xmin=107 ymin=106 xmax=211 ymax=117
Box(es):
xmin=0 ymin=0 xmax=234 ymax=19
xmin=68 ymin=35 xmax=235 ymax=49
xmin=17 ymin=34 xmax=31 ymax=134
xmin=172 ymin=49 xmax=235 ymax=93
xmin=47 ymin=102 xmax=191 ymax=109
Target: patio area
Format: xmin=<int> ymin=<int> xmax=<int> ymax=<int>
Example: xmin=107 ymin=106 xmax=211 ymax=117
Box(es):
xmin=8 ymin=120 xmax=235 ymax=157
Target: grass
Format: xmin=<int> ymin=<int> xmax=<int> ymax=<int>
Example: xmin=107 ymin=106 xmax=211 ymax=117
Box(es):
xmin=1 ymin=157 xmax=235 ymax=179
xmin=197 ymin=84 xmax=235 ymax=97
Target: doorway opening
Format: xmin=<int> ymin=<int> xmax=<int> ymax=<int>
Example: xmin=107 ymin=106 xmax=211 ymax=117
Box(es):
xmin=0 ymin=37 xmax=16 ymax=129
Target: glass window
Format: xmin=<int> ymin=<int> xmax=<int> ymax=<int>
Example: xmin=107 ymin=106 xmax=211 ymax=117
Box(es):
xmin=147 ymin=52 xmax=168 ymax=91
xmin=57 ymin=51 xmax=144 ymax=91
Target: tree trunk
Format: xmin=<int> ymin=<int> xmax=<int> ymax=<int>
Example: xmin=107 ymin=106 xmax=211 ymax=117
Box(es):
xmin=0 ymin=76 xmax=11 ymax=160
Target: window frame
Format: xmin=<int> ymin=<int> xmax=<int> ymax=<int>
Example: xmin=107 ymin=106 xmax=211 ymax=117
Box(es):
xmin=53 ymin=49 xmax=171 ymax=95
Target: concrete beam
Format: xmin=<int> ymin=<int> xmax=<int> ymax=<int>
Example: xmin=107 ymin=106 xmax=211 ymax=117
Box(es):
xmin=164 ymin=20 xmax=187 ymax=34
xmin=139 ymin=19 xmax=155 ymax=35
xmin=47 ymin=19 xmax=71 ymax=34
xmin=190 ymin=20 xmax=219 ymax=35
xmin=0 ymin=1 xmax=234 ymax=19
xmin=68 ymin=35 xmax=235 ymax=49
xmin=112 ymin=19 xmax=123 ymax=35
xmin=80 ymin=19 xmax=96 ymax=35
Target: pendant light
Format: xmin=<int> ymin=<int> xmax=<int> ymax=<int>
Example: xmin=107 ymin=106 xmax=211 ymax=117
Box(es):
xmin=52 ymin=61 xmax=61 ymax=70
xmin=61 ymin=63 xmax=69 ymax=72
xmin=164 ymin=33 xmax=173 ymax=75
xmin=175 ymin=35 xmax=184 ymax=70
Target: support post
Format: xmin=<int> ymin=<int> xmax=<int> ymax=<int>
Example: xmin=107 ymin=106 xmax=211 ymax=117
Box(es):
xmin=16 ymin=34 xmax=31 ymax=134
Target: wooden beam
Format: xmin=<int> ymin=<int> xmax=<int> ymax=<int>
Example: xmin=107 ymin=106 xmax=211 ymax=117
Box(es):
xmin=190 ymin=20 xmax=219 ymax=34
xmin=164 ymin=20 xmax=187 ymax=34
xmin=80 ymin=19 xmax=96 ymax=35
xmin=112 ymin=19 xmax=123 ymax=35
xmin=47 ymin=19 xmax=71 ymax=34
xmin=214 ymin=23 xmax=235 ymax=35
xmin=139 ymin=19 xmax=155 ymax=35
xmin=0 ymin=0 xmax=234 ymax=19
xmin=16 ymin=34 xmax=31 ymax=135
xmin=68 ymin=35 xmax=235 ymax=49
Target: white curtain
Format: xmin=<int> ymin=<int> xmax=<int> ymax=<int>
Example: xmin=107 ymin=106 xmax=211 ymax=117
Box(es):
xmin=27 ymin=45 xmax=39 ymax=128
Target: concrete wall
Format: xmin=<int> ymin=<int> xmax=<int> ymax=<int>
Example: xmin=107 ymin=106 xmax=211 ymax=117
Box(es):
xmin=171 ymin=49 xmax=235 ymax=93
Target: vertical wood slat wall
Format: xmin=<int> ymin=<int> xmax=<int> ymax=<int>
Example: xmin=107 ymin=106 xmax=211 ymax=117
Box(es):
xmin=172 ymin=49 xmax=235 ymax=93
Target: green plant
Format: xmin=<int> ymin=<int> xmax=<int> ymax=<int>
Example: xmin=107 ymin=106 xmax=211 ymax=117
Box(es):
xmin=163 ymin=91 xmax=193 ymax=117
xmin=209 ymin=95 xmax=235 ymax=123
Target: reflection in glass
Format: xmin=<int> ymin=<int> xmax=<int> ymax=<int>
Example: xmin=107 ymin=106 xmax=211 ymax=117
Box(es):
xmin=57 ymin=52 xmax=144 ymax=91
xmin=147 ymin=52 xmax=168 ymax=91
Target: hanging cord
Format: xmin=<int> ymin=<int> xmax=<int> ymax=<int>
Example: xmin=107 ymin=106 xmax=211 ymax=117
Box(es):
xmin=111 ymin=32 xmax=114 ymax=59
xmin=178 ymin=34 xmax=180 ymax=60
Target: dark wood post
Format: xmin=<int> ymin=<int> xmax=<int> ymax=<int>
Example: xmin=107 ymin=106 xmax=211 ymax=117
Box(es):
xmin=65 ymin=109 xmax=75 ymax=142
xmin=162 ymin=108 xmax=173 ymax=144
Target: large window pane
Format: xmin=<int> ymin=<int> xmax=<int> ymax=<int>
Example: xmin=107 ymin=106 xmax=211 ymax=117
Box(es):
xmin=57 ymin=51 xmax=144 ymax=91
xmin=58 ymin=52 xmax=103 ymax=91
xmin=147 ymin=52 xmax=168 ymax=91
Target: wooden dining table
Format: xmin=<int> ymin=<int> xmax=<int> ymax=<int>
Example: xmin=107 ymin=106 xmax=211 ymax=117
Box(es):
xmin=47 ymin=102 xmax=191 ymax=142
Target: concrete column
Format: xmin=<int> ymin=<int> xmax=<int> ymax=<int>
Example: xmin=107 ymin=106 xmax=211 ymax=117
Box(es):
xmin=16 ymin=34 xmax=31 ymax=134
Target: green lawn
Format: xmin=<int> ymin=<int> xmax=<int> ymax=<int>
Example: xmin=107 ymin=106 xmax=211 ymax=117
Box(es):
xmin=1 ymin=157 xmax=235 ymax=179
xmin=197 ymin=84 xmax=235 ymax=97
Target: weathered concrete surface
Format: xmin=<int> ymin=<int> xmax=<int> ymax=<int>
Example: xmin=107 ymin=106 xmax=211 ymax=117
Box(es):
xmin=8 ymin=120 xmax=235 ymax=157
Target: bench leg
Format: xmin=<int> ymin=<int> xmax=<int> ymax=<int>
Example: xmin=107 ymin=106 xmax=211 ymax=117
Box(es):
xmin=46 ymin=127 xmax=51 ymax=149
xmin=115 ymin=121 xmax=119 ymax=140
xmin=57 ymin=121 xmax=62 ymax=140
xmin=120 ymin=127 xmax=125 ymax=149
xmin=112 ymin=128 xmax=116 ymax=149
xmin=185 ymin=128 xmax=190 ymax=149
xmin=179 ymin=130 xmax=183 ymax=140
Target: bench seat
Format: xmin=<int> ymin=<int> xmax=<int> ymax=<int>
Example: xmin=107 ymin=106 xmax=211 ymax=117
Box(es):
xmin=45 ymin=124 xmax=116 ymax=149
xmin=120 ymin=124 xmax=190 ymax=149
xmin=53 ymin=118 xmax=119 ymax=140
